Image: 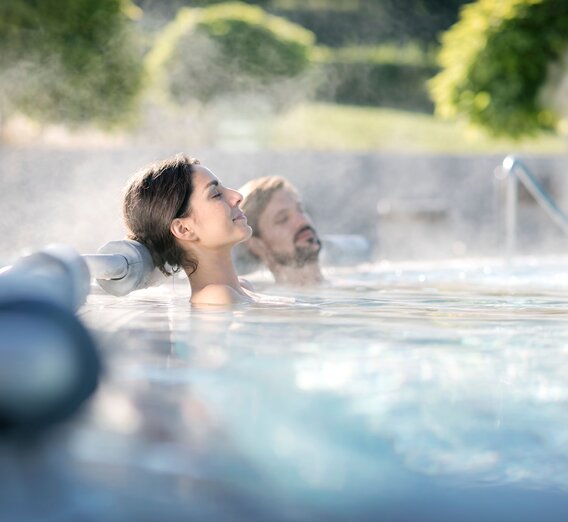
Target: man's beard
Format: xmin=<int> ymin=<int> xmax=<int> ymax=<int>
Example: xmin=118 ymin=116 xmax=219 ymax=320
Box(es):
xmin=270 ymin=238 xmax=322 ymax=268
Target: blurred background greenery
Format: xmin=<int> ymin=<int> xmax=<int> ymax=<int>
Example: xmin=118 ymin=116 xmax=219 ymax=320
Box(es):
xmin=1 ymin=0 xmax=567 ymax=152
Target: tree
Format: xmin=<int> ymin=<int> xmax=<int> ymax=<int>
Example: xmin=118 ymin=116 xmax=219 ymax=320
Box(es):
xmin=145 ymin=1 xmax=315 ymax=107
xmin=0 ymin=0 xmax=144 ymax=129
xmin=429 ymin=0 xmax=568 ymax=138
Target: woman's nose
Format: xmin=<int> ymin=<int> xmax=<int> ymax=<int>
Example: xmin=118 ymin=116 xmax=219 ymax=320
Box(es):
xmin=228 ymin=188 xmax=243 ymax=206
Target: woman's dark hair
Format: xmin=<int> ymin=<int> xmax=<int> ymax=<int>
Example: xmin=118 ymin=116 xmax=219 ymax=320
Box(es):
xmin=123 ymin=154 xmax=200 ymax=276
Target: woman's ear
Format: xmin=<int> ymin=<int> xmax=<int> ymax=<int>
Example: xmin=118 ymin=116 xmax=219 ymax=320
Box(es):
xmin=170 ymin=218 xmax=197 ymax=241
xmin=247 ymin=236 xmax=267 ymax=260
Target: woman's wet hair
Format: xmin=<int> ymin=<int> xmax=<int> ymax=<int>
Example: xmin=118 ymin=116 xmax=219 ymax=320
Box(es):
xmin=123 ymin=154 xmax=200 ymax=276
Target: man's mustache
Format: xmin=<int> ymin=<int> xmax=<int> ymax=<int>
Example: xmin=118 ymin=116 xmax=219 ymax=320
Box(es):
xmin=294 ymin=225 xmax=319 ymax=242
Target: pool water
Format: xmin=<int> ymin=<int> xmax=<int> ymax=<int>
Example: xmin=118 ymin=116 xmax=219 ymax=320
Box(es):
xmin=7 ymin=257 xmax=568 ymax=521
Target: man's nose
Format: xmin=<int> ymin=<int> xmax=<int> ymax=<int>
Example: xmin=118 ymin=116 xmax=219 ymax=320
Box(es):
xmin=293 ymin=208 xmax=311 ymax=227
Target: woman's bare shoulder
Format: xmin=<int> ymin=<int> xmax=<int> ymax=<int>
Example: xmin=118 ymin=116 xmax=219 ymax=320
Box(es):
xmin=191 ymin=284 xmax=249 ymax=306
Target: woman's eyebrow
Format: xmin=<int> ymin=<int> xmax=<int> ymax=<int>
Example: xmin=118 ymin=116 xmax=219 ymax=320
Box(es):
xmin=204 ymin=180 xmax=219 ymax=191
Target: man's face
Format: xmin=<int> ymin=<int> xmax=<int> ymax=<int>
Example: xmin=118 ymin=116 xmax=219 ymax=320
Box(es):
xmin=255 ymin=189 xmax=321 ymax=267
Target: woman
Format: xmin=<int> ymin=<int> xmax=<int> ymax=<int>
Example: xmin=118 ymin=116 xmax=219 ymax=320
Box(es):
xmin=123 ymin=154 xmax=256 ymax=305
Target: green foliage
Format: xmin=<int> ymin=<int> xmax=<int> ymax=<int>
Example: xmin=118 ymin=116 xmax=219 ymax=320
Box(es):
xmin=271 ymin=102 xmax=566 ymax=153
xmin=0 ymin=0 xmax=144 ymax=128
xmin=146 ymin=2 xmax=314 ymax=105
xmin=430 ymin=0 xmax=568 ymax=138
xmin=314 ymin=45 xmax=438 ymax=111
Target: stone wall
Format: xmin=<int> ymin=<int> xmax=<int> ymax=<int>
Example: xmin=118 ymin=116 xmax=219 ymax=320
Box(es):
xmin=1 ymin=146 xmax=567 ymax=265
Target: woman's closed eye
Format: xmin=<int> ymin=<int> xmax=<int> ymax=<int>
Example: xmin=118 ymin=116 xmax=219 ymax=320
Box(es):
xmin=211 ymin=190 xmax=222 ymax=199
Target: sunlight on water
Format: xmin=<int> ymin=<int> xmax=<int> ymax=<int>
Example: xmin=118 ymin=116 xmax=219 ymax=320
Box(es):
xmin=64 ymin=258 xmax=568 ymax=520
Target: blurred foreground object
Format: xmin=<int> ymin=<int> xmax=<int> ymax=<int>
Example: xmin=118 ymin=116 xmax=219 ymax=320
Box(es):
xmin=0 ymin=245 xmax=100 ymax=435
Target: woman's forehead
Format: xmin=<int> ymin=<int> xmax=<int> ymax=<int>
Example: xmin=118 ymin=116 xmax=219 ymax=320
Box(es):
xmin=192 ymin=165 xmax=219 ymax=187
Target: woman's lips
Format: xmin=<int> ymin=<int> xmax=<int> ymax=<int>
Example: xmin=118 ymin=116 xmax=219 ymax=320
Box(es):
xmin=232 ymin=213 xmax=247 ymax=222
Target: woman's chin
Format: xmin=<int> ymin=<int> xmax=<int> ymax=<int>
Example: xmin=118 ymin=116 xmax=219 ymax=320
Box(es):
xmin=236 ymin=224 xmax=253 ymax=243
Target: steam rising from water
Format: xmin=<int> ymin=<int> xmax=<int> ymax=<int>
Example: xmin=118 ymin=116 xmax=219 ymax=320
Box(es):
xmin=2 ymin=147 xmax=568 ymax=268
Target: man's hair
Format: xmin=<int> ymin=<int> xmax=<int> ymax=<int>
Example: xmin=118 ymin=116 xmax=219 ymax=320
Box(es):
xmin=123 ymin=154 xmax=200 ymax=276
xmin=233 ymin=176 xmax=299 ymax=274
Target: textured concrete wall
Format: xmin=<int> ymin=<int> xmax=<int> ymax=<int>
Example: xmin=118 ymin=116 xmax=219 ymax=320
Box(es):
xmin=1 ymin=146 xmax=567 ymax=265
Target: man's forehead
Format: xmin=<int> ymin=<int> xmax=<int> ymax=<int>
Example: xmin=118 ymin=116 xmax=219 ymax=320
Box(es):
xmin=262 ymin=188 xmax=301 ymax=216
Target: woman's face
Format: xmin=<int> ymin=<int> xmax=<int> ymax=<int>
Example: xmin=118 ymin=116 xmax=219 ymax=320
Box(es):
xmin=184 ymin=165 xmax=252 ymax=249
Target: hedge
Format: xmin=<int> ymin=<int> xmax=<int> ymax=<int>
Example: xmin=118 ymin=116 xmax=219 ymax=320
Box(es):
xmin=430 ymin=0 xmax=568 ymax=137
xmin=0 ymin=0 xmax=143 ymax=128
xmin=314 ymin=45 xmax=439 ymax=112
xmin=146 ymin=2 xmax=315 ymax=105
xmin=269 ymin=1 xmax=470 ymax=47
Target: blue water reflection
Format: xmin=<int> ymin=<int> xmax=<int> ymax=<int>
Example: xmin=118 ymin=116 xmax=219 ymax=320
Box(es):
xmin=4 ymin=260 xmax=568 ymax=521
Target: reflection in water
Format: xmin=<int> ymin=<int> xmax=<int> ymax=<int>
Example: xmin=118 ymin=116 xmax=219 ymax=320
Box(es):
xmin=4 ymin=260 xmax=568 ymax=520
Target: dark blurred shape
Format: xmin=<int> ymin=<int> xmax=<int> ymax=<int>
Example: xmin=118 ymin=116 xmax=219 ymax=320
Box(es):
xmin=0 ymin=299 xmax=100 ymax=435
xmin=0 ymin=245 xmax=100 ymax=436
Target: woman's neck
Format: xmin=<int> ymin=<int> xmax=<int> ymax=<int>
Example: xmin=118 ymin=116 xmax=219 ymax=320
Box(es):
xmin=187 ymin=248 xmax=243 ymax=294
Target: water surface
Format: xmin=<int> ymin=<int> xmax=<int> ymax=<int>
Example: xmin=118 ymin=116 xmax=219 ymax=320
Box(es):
xmin=8 ymin=258 xmax=568 ymax=521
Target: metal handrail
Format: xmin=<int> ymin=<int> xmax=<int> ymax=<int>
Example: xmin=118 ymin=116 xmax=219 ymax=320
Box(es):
xmin=500 ymin=155 xmax=568 ymax=257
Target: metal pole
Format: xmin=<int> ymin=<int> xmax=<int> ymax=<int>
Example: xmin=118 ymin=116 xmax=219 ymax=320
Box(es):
xmin=503 ymin=156 xmax=518 ymax=261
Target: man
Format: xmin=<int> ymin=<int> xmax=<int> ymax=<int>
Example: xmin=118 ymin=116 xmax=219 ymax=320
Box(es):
xmin=234 ymin=176 xmax=324 ymax=286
